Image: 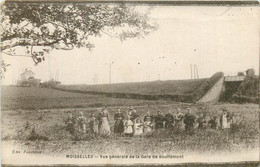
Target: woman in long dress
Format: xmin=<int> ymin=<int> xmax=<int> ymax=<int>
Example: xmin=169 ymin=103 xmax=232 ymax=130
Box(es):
xmin=114 ymin=107 xmax=125 ymax=135
xmin=99 ymin=108 xmax=111 ymax=137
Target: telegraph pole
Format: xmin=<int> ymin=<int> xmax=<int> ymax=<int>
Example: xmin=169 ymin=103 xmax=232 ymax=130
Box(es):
xmin=196 ymin=64 xmax=199 ymax=79
xmin=193 ymin=64 xmax=197 ymax=79
xmin=190 ymin=64 xmax=193 ymax=79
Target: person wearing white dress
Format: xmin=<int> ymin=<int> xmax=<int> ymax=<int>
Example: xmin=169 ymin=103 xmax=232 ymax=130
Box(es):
xmin=220 ymin=109 xmax=232 ymax=129
xmin=124 ymin=115 xmax=134 ymax=137
xmin=143 ymin=111 xmax=153 ymax=134
xmin=134 ymin=119 xmax=143 ymax=136
xmin=77 ymin=111 xmax=87 ymax=133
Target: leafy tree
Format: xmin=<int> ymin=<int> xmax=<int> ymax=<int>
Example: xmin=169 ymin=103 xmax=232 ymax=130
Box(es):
xmin=1 ymin=2 xmax=157 ymax=78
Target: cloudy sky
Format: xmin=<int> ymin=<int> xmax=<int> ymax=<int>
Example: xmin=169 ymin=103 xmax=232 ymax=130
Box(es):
xmin=2 ymin=5 xmax=259 ymax=85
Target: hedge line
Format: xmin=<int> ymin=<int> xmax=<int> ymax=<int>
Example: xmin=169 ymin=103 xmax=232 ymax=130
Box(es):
xmin=52 ymin=87 xmax=194 ymax=102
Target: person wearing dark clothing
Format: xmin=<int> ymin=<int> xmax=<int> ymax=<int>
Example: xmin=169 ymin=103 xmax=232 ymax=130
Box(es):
xmin=155 ymin=110 xmax=164 ymax=129
xmin=65 ymin=112 xmax=75 ymax=134
xmin=128 ymin=106 xmax=139 ymax=122
xmin=208 ymin=116 xmax=218 ymax=130
xmin=197 ymin=113 xmax=206 ymax=129
xmin=183 ymin=108 xmax=196 ymax=133
xmin=114 ymin=107 xmax=125 ymax=135
xmin=164 ymin=110 xmax=174 ymax=129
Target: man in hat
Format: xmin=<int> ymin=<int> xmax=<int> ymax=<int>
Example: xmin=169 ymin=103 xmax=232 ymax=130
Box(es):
xmin=183 ymin=108 xmax=196 ymax=134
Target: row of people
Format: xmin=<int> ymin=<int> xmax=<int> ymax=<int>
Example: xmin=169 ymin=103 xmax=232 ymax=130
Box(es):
xmin=65 ymin=105 xmax=233 ymax=137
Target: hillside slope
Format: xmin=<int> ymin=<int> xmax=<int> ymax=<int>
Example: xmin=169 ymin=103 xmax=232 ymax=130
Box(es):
xmin=56 ymin=72 xmax=224 ymax=102
xmin=58 ymin=79 xmax=207 ymax=95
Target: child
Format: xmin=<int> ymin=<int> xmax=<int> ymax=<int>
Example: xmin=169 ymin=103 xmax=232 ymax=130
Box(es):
xmin=143 ymin=111 xmax=153 ymax=134
xmin=89 ymin=113 xmax=99 ymax=136
xmin=134 ymin=118 xmax=143 ymax=136
xmin=77 ymin=111 xmax=87 ymax=133
xmin=124 ymin=115 xmax=134 ymax=137
xmin=208 ymin=116 xmax=218 ymax=130
xmin=65 ymin=112 xmax=75 ymax=134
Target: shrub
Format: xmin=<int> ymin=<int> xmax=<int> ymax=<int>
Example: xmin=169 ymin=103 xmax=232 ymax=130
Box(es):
xmin=231 ymin=76 xmax=259 ymax=104
xmin=26 ymin=127 xmax=49 ymax=141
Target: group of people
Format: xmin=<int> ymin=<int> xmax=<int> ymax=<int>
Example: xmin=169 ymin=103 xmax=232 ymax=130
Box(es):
xmin=65 ymin=105 xmax=233 ymax=137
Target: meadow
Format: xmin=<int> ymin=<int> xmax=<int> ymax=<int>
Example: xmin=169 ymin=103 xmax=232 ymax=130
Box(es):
xmin=1 ymin=86 xmax=259 ymax=157
xmin=1 ymin=86 xmax=168 ymax=110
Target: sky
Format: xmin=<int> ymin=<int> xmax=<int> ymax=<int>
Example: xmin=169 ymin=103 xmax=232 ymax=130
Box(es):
xmin=1 ymin=5 xmax=259 ymax=85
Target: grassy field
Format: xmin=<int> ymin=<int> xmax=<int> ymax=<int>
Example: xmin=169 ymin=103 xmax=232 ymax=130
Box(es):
xmin=1 ymin=86 xmax=170 ymax=110
xmin=57 ymin=79 xmax=207 ymax=95
xmin=1 ymin=86 xmax=259 ymax=157
xmin=1 ymin=103 xmax=259 ymax=155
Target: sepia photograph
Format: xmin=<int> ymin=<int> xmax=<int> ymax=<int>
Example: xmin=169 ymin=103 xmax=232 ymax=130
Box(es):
xmin=1 ymin=0 xmax=259 ymax=166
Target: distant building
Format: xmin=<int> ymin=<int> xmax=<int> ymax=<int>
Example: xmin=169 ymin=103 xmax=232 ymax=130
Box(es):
xmin=20 ymin=68 xmax=35 ymax=81
xmin=17 ymin=68 xmax=41 ymax=87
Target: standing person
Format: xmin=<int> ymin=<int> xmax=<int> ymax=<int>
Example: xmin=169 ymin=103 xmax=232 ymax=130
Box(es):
xmin=175 ymin=108 xmax=184 ymax=130
xmin=143 ymin=111 xmax=153 ymax=134
xmin=220 ymin=109 xmax=232 ymax=129
xmin=128 ymin=105 xmax=138 ymax=122
xmin=155 ymin=110 xmax=164 ymax=130
xmin=164 ymin=110 xmax=174 ymax=129
xmin=99 ymin=107 xmax=111 ymax=137
xmin=77 ymin=111 xmax=87 ymax=133
xmin=124 ymin=115 xmax=134 ymax=137
xmin=197 ymin=113 xmax=206 ymax=129
xmin=134 ymin=118 xmax=143 ymax=136
xmin=183 ymin=108 xmax=196 ymax=134
xmin=114 ymin=107 xmax=125 ymax=136
xmin=128 ymin=105 xmax=139 ymax=134
xmin=89 ymin=113 xmax=99 ymax=136
xmin=65 ymin=112 xmax=75 ymax=134
xmin=208 ymin=116 xmax=218 ymax=130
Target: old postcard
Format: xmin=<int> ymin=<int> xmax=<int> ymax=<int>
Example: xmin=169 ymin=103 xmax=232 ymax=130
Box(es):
xmin=1 ymin=0 xmax=259 ymax=166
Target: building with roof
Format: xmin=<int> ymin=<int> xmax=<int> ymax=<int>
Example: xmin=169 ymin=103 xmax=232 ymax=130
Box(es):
xmin=17 ymin=68 xmax=41 ymax=87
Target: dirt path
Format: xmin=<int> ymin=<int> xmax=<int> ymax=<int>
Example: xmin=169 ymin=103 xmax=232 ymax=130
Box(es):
xmin=199 ymin=77 xmax=224 ymax=103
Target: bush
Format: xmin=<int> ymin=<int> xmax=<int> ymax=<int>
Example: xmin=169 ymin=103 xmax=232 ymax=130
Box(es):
xmin=26 ymin=127 xmax=49 ymax=141
xmin=231 ymin=76 xmax=259 ymax=104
